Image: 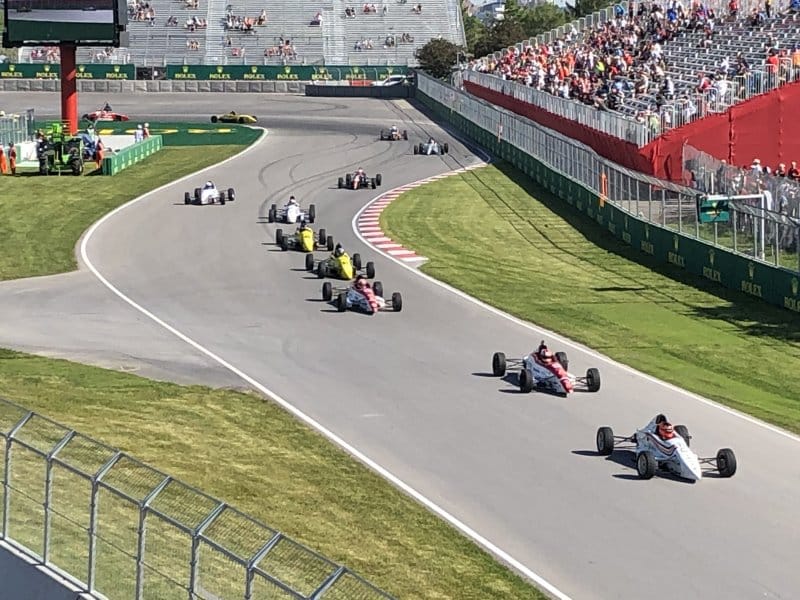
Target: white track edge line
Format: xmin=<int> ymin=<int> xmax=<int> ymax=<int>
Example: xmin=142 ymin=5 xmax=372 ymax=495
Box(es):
xmin=352 ymin=165 xmax=800 ymax=445
xmin=77 ymin=130 xmax=573 ymax=600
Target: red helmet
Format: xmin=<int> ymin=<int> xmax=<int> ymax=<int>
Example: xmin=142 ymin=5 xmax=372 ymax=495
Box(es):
xmin=658 ymin=422 xmax=675 ymax=439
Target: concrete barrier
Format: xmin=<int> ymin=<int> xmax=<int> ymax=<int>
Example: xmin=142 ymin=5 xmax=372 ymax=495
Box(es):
xmin=304 ymin=84 xmax=414 ymax=98
xmin=0 ymin=80 xmax=311 ymax=93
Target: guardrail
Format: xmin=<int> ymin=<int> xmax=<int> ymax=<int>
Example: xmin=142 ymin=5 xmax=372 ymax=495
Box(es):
xmin=0 ymin=109 xmax=36 ymax=145
xmin=101 ymin=135 xmax=163 ymax=176
xmin=417 ymin=71 xmax=800 ymax=311
xmin=0 ymin=397 xmax=395 ymax=600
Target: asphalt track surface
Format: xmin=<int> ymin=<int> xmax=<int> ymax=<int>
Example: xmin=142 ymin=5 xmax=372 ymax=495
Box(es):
xmin=2 ymin=92 xmax=800 ymax=600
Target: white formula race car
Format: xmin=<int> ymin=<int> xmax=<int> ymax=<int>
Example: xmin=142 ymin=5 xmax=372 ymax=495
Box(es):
xmin=491 ymin=343 xmax=600 ymax=395
xmin=596 ymin=415 xmax=737 ymax=481
xmin=184 ymin=182 xmax=235 ymax=205
xmin=267 ymin=200 xmax=315 ymax=224
xmin=321 ymin=278 xmax=402 ymax=314
xmin=413 ymin=139 xmax=449 ymax=155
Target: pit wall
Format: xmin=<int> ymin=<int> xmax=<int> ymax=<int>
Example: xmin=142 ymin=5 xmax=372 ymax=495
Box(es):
xmin=417 ymin=74 xmax=800 ymax=313
xmin=0 ymin=79 xmax=311 ymax=93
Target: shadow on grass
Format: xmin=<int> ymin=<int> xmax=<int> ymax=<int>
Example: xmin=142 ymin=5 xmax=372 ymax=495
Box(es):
xmin=489 ymin=160 xmax=800 ymax=345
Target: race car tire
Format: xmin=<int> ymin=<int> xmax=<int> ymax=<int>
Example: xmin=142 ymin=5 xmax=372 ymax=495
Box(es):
xmin=674 ymin=425 xmax=691 ymax=447
xmin=228 ymin=188 xmax=235 ymax=201
xmin=305 ymin=253 xmax=315 ymax=272
xmin=322 ymin=282 xmax=333 ymax=301
xmin=337 ymin=292 xmax=348 ymax=312
xmin=586 ymin=368 xmax=601 ymax=392
xmin=373 ymin=281 xmax=384 ymax=299
xmin=211 ymin=115 xmax=218 ymax=123
xmin=70 ymin=158 xmax=84 ymax=176
xmin=366 ymin=262 xmax=375 ymax=279
xmin=268 ymin=208 xmax=275 ymax=223
xmin=418 ymin=143 xmax=424 ymax=155
xmin=327 ymin=236 xmax=335 ymax=251
xmin=492 ymin=352 xmax=506 ymax=377
xmin=555 ymin=351 xmax=568 ymax=371
xmin=716 ymin=448 xmax=737 ymax=477
xmin=219 ymin=192 xmax=226 ymax=206
xmin=596 ymin=427 xmax=615 ymax=455
xmin=280 ymin=236 xmax=289 ymax=251
xmin=519 ymin=369 xmax=534 ymax=393
xmin=353 ymin=253 xmax=362 ymax=270
xmin=317 ymin=263 xmax=327 ymax=278
xmin=275 ymin=228 xmax=284 ymax=246
xmin=443 ymin=143 xmax=450 ymax=154
xmin=391 ymin=292 xmax=403 ymax=312
xmin=371 ymin=178 xmax=376 ymax=189
xmin=380 ymin=131 xmax=386 ymax=140
xmin=194 ymin=187 xmax=201 ymax=201
xmin=402 ymin=130 xmax=408 ymax=140
xmin=413 ymin=145 xmax=419 ymax=155
xmin=184 ymin=192 xmax=191 ymax=205
xmin=636 ymin=451 xmax=657 ymax=479
xmin=376 ymin=174 xmax=382 ymax=186
xmin=318 ymin=228 xmax=326 ymax=244
xmin=346 ymin=173 xmax=352 ymax=186
xmin=338 ymin=177 xmax=344 ymax=189
xmin=308 ymin=204 xmax=316 ymax=223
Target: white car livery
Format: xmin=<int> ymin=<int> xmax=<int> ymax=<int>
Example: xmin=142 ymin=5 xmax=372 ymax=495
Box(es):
xmin=321 ymin=280 xmax=402 ymax=314
xmin=596 ymin=415 xmax=738 ymax=481
xmin=184 ymin=182 xmax=235 ymax=205
xmin=414 ymin=139 xmax=449 ymax=156
xmin=491 ymin=346 xmax=601 ymax=395
xmin=268 ymin=200 xmax=315 ymax=224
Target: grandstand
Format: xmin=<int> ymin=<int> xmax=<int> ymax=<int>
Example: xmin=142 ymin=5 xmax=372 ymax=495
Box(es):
xmin=468 ymin=0 xmax=800 ymax=136
xmin=14 ymin=0 xmax=465 ymax=66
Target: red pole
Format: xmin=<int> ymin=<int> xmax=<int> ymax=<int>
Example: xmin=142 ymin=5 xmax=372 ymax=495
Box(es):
xmin=60 ymin=43 xmax=78 ymax=135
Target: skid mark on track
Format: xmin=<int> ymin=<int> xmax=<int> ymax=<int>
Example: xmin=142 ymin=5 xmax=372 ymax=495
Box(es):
xmin=355 ymin=164 xmax=487 ymax=266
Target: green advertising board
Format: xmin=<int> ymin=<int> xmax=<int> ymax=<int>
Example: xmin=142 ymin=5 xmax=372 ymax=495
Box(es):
xmin=165 ymin=64 xmax=406 ymax=81
xmin=0 ymin=63 xmax=136 ymax=80
xmin=416 ymin=89 xmax=799 ymax=313
xmin=101 ymin=135 xmax=163 ymax=176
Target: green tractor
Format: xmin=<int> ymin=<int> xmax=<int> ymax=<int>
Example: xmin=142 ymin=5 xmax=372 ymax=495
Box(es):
xmin=36 ymin=122 xmax=85 ymax=176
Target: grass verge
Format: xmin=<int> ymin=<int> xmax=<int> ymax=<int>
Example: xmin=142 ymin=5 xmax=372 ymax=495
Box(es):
xmin=380 ymin=162 xmax=800 ymax=433
xmin=0 ymin=145 xmax=243 ymax=280
xmin=0 ymin=349 xmax=544 ymax=600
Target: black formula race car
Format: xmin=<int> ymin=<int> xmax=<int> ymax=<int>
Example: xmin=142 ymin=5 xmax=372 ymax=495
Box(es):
xmin=338 ymin=171 xmax=382 ymax=190
xmin=380 ymin=128 xmax=408 ymax=141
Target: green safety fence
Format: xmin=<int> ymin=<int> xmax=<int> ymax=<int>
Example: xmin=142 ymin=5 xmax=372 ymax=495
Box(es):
xmin=0 ymin=63 xmax=406 ymax=81
xmin=416 ymin=90 xmax=800 ymax=313
xmin=101 ymin=135 xmax=163 ymax=176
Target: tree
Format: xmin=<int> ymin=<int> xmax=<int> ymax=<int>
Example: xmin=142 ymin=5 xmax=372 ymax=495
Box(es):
xmin=461 ymin=5 xmax=486 ymax=57
xmin=416 ymin=38 xmax=464 ymax=79
xmin=571 ymin=0 xmax=614 ymax=18
xmin=524 ymin=3 xmax=569 ymax=37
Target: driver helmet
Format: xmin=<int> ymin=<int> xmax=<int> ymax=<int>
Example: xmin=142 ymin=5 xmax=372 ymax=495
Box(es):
xmin=540 ymin=349 xmax=554 ymax=363
xmin=429 ymin=137 xmax=434 ymax=144
xmin=299 ymin=219 xmax=307 ymax=229
xmin=391 ymin=125 xmax=398 ymax=131
xmin=357 ymin=167 xmax=364 ymax=173
xmin=354 ymin=275 xmax=366 ymax=289
xmin=334 ymin=243 xmax=344 ymax=257
xmin=288 ymin=195 xmax=297 ymax=204
xmin=658 ymin=422 xmax=675 ymax=439
xmin=204 ymin=181 xmax=214 ymax=189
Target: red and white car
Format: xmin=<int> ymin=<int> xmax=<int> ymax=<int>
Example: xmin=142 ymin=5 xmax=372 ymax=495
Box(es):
xmin=321 ymin=277 xmax=402 ymax=314
xmin=82 ymin=108 xmax=129 ymax=122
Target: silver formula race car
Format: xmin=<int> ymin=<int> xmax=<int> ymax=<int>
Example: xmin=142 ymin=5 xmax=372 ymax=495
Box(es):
xmin=321 ymin=279 xmax=402 ymax=314
xmin=491 ymin=342 xmax=600 ymax=395
xmin=413 ymin=139 xmax=449 ymax=156
xmin=596 ymin=415 xmax=737 ymax=481
xmin=268 ymin=199 xmax=315 ymax=224
xmin=185 ymin=182 xmax=236 ymax=205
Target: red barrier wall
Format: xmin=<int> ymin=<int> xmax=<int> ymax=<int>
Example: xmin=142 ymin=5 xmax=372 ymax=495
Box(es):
xmin=464 ymin=81 xmax=655 ymax=174
xmin=466 ymin=79 xmax=800 ymax=181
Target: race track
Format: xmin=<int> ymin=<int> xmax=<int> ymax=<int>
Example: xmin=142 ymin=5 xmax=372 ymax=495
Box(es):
xmin=1 ymin=92 xmax=799 ymax=600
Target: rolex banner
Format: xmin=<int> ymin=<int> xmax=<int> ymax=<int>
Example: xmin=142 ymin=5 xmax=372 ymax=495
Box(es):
xmin=165 ymin=65 xmax=407 ymax=82
xmin=0 ymin=63 xmax=135 ymax=79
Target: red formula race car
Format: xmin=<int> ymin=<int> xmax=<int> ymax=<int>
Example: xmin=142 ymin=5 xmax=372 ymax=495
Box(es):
xmin=82 ymin=106 xmax=129 ymax=122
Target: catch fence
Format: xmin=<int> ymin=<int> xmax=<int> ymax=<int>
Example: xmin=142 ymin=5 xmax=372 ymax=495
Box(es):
xmin=0 ymin=109 xmax=35 ymax=145
xmin=0 ymin=398 xmax=394 ymax=600
xmin=420 ymin=71 xmax=800 ymax=274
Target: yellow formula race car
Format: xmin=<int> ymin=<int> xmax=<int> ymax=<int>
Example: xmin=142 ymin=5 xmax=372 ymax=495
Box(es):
xmin=211 ymin=111 xmax=257 ymax=124
xmin=276 ymin=224 xmax=334 ymax=252
xmin=305 ymin=246 xmax=376 ymax=280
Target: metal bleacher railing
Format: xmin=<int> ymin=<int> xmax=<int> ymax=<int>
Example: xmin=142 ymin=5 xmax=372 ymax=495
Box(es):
xmin=465 ymin=1 xmax=800 ymax=147
xmin=423 ymin=71 xmax=800 ymax=272
xmin=0 ymin=109 xmax=35 ymax=145
xmin=0 ymin=398 xmax=394 ymax=600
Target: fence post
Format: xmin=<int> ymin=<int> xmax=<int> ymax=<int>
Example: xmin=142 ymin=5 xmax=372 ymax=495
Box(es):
xmin=245 ymin=532 xmax=284 ymax=600
xmin=88 ymin=452 xmax=123 ymax=593
xmin=43 ymin=431 xmax=75 ymax=564
xmin=2 ymin=412 xmax=33 ymax=539
xmin=136 ymin=475 xmax=172 ymax=600
xmin=188 ymin=503 xmax=227 ymax=599
xmin=310 ymin=566 xmax=347 ymax=599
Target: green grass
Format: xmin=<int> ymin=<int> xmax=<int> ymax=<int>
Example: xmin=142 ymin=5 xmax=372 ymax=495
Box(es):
xmin=0 ymin=349 xmax=545 ymax=600
xmin=380 ymin=162 xmax=800 ymax=433
xmin=0 ymin=145 xmax=243 ymax=280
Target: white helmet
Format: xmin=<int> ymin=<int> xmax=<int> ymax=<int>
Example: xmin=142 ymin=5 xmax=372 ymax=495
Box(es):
xmin=205 ymin=181 xmax=213 ymax=188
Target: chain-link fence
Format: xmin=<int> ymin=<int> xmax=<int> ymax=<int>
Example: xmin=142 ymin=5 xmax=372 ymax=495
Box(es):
xmin=420 ymin=71 xmax=800 ymax=273
xmin=0 ymin=398 xmax=395 ymax=600
xmin=0 ymin=109 xmax=35 ymax=145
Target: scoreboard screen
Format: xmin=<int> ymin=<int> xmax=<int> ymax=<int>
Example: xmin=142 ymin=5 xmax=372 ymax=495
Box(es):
xmin=3 ymin=0 xmax=126 ymax=46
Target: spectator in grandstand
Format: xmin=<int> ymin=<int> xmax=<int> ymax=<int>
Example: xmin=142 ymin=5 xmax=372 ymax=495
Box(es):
xmin=789 ymin=161 xmax=800 ymax=181
xmin=166 ymin=15 xmax=178 ymax=26
xmin=311 ymin=11 xmax=322 ymax=25
xmin=775 ymin=163 xmax=787 ymax=177
xmin=258 ymin=9 xmax=268 ymax=25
